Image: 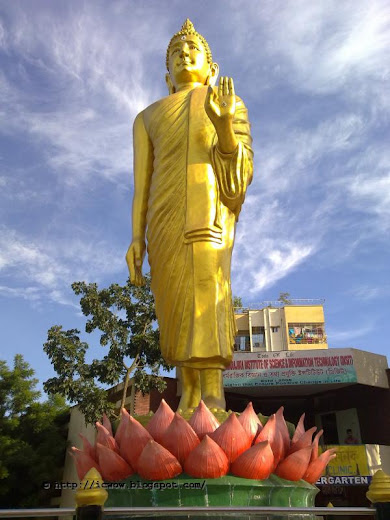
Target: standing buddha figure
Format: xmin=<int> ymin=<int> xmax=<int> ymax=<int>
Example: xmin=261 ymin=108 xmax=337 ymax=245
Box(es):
xmin=126 ymin=19 xmax=253 ymax=412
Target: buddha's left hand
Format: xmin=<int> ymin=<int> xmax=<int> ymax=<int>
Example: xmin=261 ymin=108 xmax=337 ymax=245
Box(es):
xmin=205 ymin=76 xmax=236 ymax=125
xmin=205 ymin=77 xmax=238 ymax=154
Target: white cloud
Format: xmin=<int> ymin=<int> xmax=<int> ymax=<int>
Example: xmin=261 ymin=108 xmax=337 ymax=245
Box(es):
xmin=0 ymin=19 xmax=6 ymax=50
xmin=251 ymin=242 xmax=314 ymax=292
xmin=0 ymin=4 xmax=168 ymax=186
xmin=330 ymin=145 xmax=390 ymax=233
xmin=0 ymin=0 xmax=388 ymax=310
xmin=327 ymin=323 xmax=375 ymax=343
xmin=0 ymin=227 xmax=124 ymax=306
xmin=258 ymin=113 xmax=366 ymax=197
xmin=263 ymin=1 xmax=389 ymax=94
xmin=24 ymin=110 xmax=133 ymax=185
xmin=349 ymin=285 xmax=390 ymax=301
xmin=228 ymin=0 xmax=390 ymax=122
xmin=0 ymin=285 xmax=41 ymax=302
xmin=233 ymin=205 xmax=317 ymax=294
xmin=348 ymin=174 xmax=390 ymax=218
xmin=230 ymin=109 xmax=371 ymax=296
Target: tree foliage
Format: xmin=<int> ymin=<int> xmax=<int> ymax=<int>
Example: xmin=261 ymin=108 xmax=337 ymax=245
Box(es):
xmin=233 ymin=295 xmax=243 ymax=308
xmin=0 ymin=355 xmax=68 ymax=507
xmin=278 ymin=292 xmax=292 ymax=305
xmin=44 ymin=275 xmax=172 ymax=424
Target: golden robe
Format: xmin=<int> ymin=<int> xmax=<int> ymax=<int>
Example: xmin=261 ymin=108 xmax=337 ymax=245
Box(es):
xmin=135 ymin=86 xmax=253 ymax=369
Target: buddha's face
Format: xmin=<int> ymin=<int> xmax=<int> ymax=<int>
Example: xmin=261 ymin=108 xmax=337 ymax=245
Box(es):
xmin=168 ymin=34 xmax=213 ymax=90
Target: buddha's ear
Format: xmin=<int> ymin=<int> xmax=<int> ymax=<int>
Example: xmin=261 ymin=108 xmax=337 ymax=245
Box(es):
xmin=165 ymin=73 xmax=176 ymax=95
xmin=206 ymin=62 xmax=219 ymax=87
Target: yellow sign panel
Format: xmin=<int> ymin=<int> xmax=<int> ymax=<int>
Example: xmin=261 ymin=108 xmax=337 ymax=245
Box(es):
xmin=320 ymin=445 xmax=369 ymax=477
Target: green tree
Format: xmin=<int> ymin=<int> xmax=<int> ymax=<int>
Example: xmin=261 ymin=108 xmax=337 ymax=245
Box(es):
xmin=278 ymin=292 xmax=292 ymax=305
xmin=0 ymin=355 xmax=68 ymax=507
xmin=44 ymin=275 xmax=172 ymax=424
xmin=233 ymin=295 xmax=243 ymax=308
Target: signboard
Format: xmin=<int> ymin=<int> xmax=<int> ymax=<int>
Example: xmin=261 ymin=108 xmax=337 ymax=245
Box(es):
xmin=223 ymin=350 xmax=357 ymax=388
xmin=317 ymin=475 xmax=371 ymax=485
xmin=316 ymin=445 xmax=370 ymax=486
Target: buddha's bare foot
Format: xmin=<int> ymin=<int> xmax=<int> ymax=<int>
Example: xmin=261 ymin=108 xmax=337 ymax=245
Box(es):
xmin=203 ymin=395 xmax=226 ymax=411
xmin=178 ymin=367 xmax=201 ymax=412
xmin=177 ymin=398 xmax=198 ymax=413
xmin=200 ymin=368 xmax=226 ymax=411
xmin=209 ymin=407 xmax=226 ymax=414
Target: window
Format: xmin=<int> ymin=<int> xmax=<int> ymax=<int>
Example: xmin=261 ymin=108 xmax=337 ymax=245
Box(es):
xmin=252 ymin=326 xmax=266 ymax=350
xmin=321 ymin=413 xmax=339 ymax=444
xmin=288 ymin=323 xmax=326 ymax=344
xmin=271 ymin=326 xmax=279 ymax=333
xmin=234 ymin=330 xmax=250 ymax=351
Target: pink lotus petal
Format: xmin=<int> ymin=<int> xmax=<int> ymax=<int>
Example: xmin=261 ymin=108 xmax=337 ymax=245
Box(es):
xmin=189 ymin=400 xmax=220 ymax=440
xmin=115 ymin=408 xmax=130 ymax=447
xmin=304 ymin=448 xmax=337 ymax=484
xmin=310 ymin=429 xmax=324 ymax=463
xmin=275 ymin=446 xmax=312 ymax=481
xmin=96 ymin=443 xmax=133 ymax=481
xmin=79 ymin=433 xmax=96 ymax=461
xmin=289 ymin=426 xmax=317 ymax=455
xmin=119 ymin=415 xmax=153 ymax=468
xmin=96 ymin=422 xmax=119 ymax=453
xmin=102 ymin=413 xmax=113 ymax=436
xmin=70 ymin=447 xmax=101 ymax=480
xmin=237 ymin=402 xmax=262 ymax=443
xmin=291 ymin=413 xmax=306 ymax=443
xmin=146 ymin=399 xmax=175 ymax=444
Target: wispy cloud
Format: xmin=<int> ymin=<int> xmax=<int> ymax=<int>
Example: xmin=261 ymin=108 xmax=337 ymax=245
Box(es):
xmin=0 ymin=226 xmax=124 ymax=306
xmin=329 ymin=144 xmax=390 ymax=234
xmin=347 ymin=174 xmax=390 ymax=219
xmin=233 ymin=194 xmax=319 ymax=294
xmin=250 ymin=242 xmax=314 ymax=293
xmin=348 ymin=284 xmax=390 ymax=302
xmin=231 ymin=108 xmax=374 ymax=295
xmin=327 ymin=323 xmax=375 ymax=343
xmin=0 ymin=285 xmax=41 ymax=302
xmin=0 ymin=4 xmax=169 ymax=186
xmin=230 ymin=0 xmax=389 ymax=294
xmin=1 ymin=0 xmax=389 ymax=317
xmin=239 ymin=0 xmax=390 ymax=102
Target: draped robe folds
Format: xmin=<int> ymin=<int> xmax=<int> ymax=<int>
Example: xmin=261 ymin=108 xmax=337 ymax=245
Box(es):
xmin=138 ymin=86 xmax=253 ymax=369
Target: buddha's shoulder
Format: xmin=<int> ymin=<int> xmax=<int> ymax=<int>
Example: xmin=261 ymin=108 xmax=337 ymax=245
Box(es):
xmin=144 ymin=91 xmax=189 ymax=113
xmin=135 ymin=91 xmax=187 ymax=127
xmin=144 ymin=93 xmax=172 ymax=112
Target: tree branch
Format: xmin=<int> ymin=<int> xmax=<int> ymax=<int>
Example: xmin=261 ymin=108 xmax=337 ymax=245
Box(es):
xmin=120 ymin=354 xmax=139 ymax=411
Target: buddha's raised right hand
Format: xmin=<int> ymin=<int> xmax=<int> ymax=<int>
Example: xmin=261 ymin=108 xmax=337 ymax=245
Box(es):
xmin=126 ymin=239 xmax=146 ymax=286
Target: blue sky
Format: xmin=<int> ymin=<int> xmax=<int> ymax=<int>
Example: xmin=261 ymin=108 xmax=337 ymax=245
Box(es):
xmin=1 ymin=0 xmax=389 ymax=389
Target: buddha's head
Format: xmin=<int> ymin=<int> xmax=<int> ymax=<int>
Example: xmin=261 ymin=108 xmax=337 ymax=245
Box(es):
xmin=166 ymin=19 xmax=219 ymax=94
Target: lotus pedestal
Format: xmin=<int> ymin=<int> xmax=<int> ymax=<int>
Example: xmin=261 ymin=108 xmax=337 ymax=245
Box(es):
xmin=106 ymin=474 xmax=319 ymax=519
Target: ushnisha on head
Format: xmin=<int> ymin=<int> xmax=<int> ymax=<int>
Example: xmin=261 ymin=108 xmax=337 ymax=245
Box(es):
xmin=166 ymin=19 xmax=219 ymax=94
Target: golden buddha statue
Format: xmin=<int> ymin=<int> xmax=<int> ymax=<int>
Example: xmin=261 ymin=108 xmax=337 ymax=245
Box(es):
xmin=126 ymin=19 xmax=253 ymax=412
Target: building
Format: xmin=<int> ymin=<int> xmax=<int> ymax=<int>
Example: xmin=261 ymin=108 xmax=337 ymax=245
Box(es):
xmin=227 ymin=302 xmax=390 ymax=509
xmin=223 ymin=345 xmax=390 ymax=508
xmin=234 ymin=300 xmax=328 ymax=352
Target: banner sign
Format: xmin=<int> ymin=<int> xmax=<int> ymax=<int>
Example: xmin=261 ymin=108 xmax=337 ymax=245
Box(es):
xmin=223 ymin=350 xmax=357 ymax=387
xmin=319 ymin=444 xmax=369 ymax=476
xmin=316 ymin=445 xmax=370 ymax=486
xmin=317 ymin=475 xmax=371 ymax=485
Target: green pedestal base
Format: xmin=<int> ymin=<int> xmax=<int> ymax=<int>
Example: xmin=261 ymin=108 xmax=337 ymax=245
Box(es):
xmin=106 ymin=474 xmax=319 ymax=519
